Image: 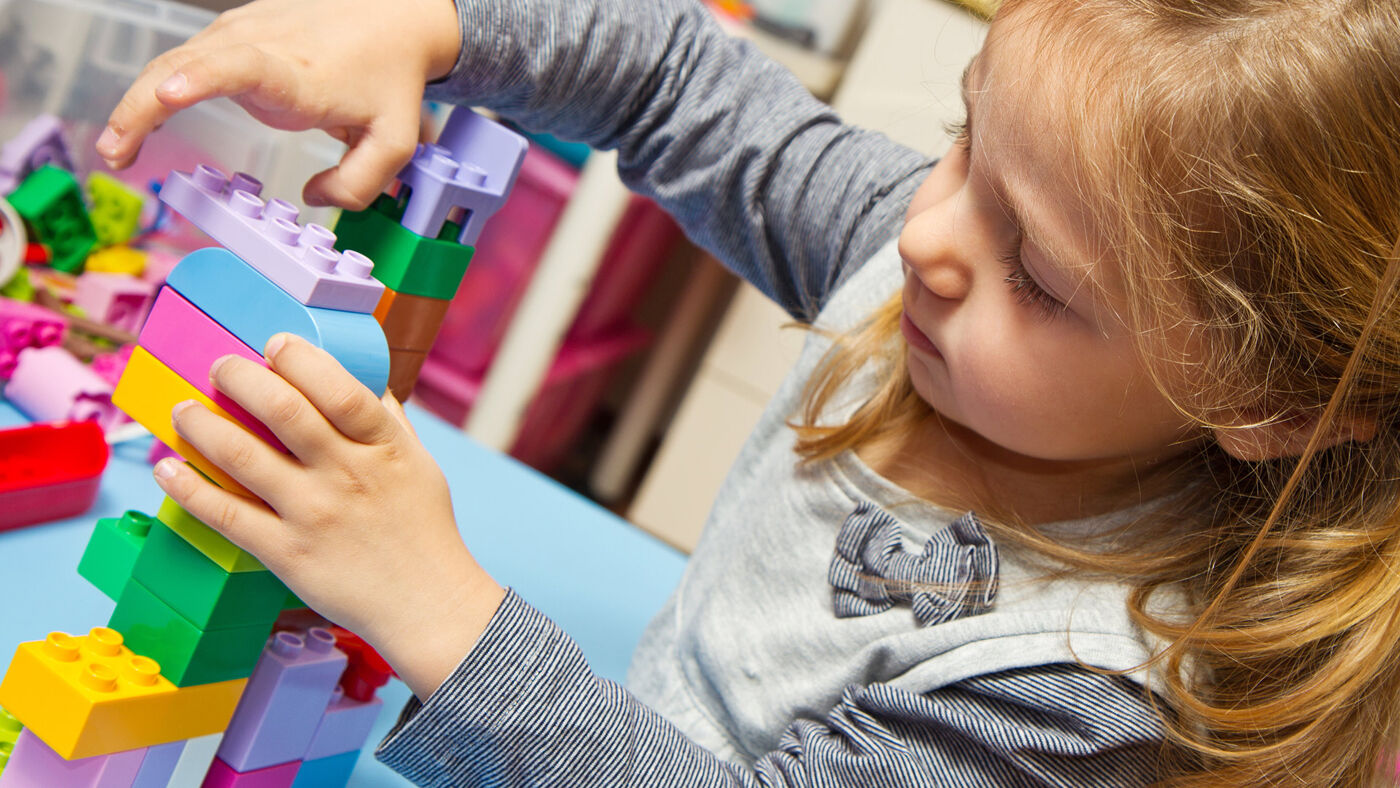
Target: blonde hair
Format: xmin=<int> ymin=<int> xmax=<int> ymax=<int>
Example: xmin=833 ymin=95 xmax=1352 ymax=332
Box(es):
xmin=794 ymin=1 xmax=1400 ymax=785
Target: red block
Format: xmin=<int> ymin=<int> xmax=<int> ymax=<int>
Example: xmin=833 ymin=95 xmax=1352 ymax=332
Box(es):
xmin=0 ymin=420 xmax=108 ymax=531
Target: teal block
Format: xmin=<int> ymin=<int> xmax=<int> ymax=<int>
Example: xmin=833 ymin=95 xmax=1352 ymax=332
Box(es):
xmin=108 ymin=578 xmax=270 ymax=687
xmin=77 ymin=510 xmax=155 ymax=601
xmin=165 ymin=247 xmax=389 ymax=395
xmin=131 ymin=519 xmax=287 ymax=631
xmin=289 ymin=750 xmax=358 ymax=788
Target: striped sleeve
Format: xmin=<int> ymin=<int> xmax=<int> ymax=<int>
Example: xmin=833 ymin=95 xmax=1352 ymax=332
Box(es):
xmin=426 ymin=0 xmax=932 ymax=321
xmin=374 ymin=590 xmax=1167 ymax=787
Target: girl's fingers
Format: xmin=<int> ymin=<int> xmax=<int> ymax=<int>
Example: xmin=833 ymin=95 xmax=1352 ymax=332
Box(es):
xmin=153 ymin=452 xmax=283 ymax=561
xmin=302 ymin=105 xmax=420 ymax=209
xmin=265 ymin=334 xmax=401 ymax=446
xmin=207 ymin=354 xmax=339 ymax=463
xmin=170 ymin=399 xmax=303 ymax=505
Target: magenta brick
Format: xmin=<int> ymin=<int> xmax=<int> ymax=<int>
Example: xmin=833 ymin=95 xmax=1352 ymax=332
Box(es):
xmin=137 ymin=286 xmax=286 ymax=451
xmin=201 ymin=757 xmax=299 ymax=788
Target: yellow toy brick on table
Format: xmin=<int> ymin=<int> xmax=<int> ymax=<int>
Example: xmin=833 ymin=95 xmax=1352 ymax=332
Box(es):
xmin=0 ymin=627 xmax=245 ymax=760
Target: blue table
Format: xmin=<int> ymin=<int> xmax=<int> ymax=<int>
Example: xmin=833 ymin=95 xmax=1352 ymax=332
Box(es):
xmin=0 ymin=401 xmax=688 ymax=785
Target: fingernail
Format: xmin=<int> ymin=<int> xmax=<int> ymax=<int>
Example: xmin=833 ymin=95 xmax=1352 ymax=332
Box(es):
xmin=154 ymin=458 xmax=179 ymax=480
xmin=304 ymin=193 xmax=328 ymax=208
xmin=96 ymin=126 xmax=120 ymax=156
xmin=264 ymin=333 xmax=289 ymax=359
xmin=157 ymin=72 xmax=187 ymax=98
xmin=171 ymin=400 xmax=196 ymax=421
xmin=209 ymin=355 xmax=232 ymax=380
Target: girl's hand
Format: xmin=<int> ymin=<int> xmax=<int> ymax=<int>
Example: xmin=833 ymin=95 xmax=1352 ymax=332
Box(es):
xmin=152 ymin=333 xmax=504 ymax=701
xmin=97 ymin=0 xmax=461 ymax=209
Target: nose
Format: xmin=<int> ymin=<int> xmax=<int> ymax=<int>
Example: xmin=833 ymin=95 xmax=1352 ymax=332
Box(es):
xmin=898 ymin=202 xmax=974 ymax=302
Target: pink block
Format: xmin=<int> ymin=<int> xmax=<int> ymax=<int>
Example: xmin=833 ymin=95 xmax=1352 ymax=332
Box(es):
xmin=138 ymin=286 xmax=286 ymax=451
xmin=200 ymin=757 xmax=299 ymax=788
xmin=89 ymin=344 xmax=135 ymax=387
xmin=147 ymin=439 xmax=182 ymax=466
xmin=4 ymin=346 xmax=121 ymax=430
xmin=0 ymin=298 xmax=65 ymax=379
xmin=0 ymin=729 xmax=145 ymax=787
xmin=72 ymin=272 xmax=156 ymax=334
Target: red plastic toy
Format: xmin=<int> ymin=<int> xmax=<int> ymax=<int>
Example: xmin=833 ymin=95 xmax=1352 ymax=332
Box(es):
xmin=0 ymin=420 xmax=108 ymax=531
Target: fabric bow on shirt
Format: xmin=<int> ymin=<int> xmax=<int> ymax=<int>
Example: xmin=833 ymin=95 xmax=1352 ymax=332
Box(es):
xmin=829 ymin=502 xmax=999 ymax=626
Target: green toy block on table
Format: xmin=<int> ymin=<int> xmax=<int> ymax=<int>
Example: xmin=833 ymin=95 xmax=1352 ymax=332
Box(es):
xmin=131 ymin=519 xmax=287 ymax=631
xmin=0 ymin=706 xmax=21 ymax=777
xmin=157 ymin=495 xmax=264 ymax=573
xmin=333 ymin=194 xmax=474 ymax=301
xmin=77 ymin=510 xmax=155 ymax=601
xmin=107 ymin=578 xmax=270 ymax=688
xmin=8 ymin=165 xmax=97 ymax=273
xmin=85 ymin=172 xmax=143 ymax=248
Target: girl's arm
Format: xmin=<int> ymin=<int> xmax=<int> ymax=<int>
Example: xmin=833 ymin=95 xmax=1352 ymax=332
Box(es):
xmin=102 ymin=0 xmax=931 ymax=321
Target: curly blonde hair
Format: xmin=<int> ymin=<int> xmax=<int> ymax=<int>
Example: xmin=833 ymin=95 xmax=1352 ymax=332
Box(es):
xmin=794 ymin=1 xmax=1400 ymax=784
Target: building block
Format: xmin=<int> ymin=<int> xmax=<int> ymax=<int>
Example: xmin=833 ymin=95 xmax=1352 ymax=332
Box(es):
xmin=132 ymin=740 xmax=184 ymax=788
xmin=0 ymin=627 xmax=246 ymax=759
xmin=72 ymin=271 xmax=156 ymax=334
xmin=302 ymin=688 xmax=383 ymax=760
xmin=5 ymin=346 xmax=121 ymax=430
xmin=158 ymin=166 xmax=384 ymax=312
xmin=85 ymin=246 xmax=148 ymax=276
xmin=131 ymin=518 xmax=286 ymax=631
xmin=374 ymin=288 xmax=451 ymax=353
xmin=322 ymin=627 xmax=393 ymax=702
xmin=7 ymin=165 xmax=96 ymax=273
xmin=393 ymin=107 xmax=527 ymax=246
xmin=0 ymin=729 xmax=145 ymax=787
xmin=107 ymin=578 xmax=270 ymax=688
xmin=333 ymin=195 xmax=474 ymax=301
xmin=0 ymin=197 xmax=27 ymax=292
xmin=165 ymin=247 xmax=389 ymax=395
xmin=0 ymin=298 xmax=64 ymax=380
xmin=158 ymin=495 xmax=265 ymax=573
xmin=386 ymin=348 xmax=427 ymax=403
xmin=287 ymin=750 xmax=356 ymax=788
xmin=139 ymin=286 xmax=287 ymax=451
xmin=89 ymin=343 xmax=134 ymax=387
xmin=78 ymin=509 xmax=155 ymax=600
xmin=86 ymin=173 xmax=145 ymax=248
xmin=0 ymin=706 xmax=21 ymax=777
xmin=0 ymin=420 xmax=108 ymax=532
xmin=202 ymin=757 xmax=300 ymax=788
xmin=112 ymin=346 xmax=253 ymax=496
xmin=217 ymin=630 xmax=346 ymax=772
xmin=168 ymin=733 xmax=221 ymax=788
xmin=0 ymin=115 xmax=74 ymax=195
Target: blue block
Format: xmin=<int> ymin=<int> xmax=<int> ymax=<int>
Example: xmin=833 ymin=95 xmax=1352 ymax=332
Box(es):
xmin=288 ymin=750 xmax=358 ymax=788
xmin=131 ymin=740 xmax=183 ymax=788
xmin=166 ymin=247 xmax=389 ymax=395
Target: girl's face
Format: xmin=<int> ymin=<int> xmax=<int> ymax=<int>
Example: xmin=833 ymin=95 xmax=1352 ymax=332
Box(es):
xmin=897 ymin=15 xmax=1197 ymax=467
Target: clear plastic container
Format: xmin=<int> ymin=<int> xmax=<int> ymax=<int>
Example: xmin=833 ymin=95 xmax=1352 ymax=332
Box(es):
xmin=0 ymin=0 xmax=344 ymax=224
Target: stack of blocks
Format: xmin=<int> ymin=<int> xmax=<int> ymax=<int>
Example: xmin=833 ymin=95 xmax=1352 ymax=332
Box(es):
xmin=0 ymin=106 xmax=526 ymax=787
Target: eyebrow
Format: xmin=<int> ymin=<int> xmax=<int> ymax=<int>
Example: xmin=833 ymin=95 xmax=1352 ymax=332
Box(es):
xmin=958 ymin=58 xmax=1089 ymax=306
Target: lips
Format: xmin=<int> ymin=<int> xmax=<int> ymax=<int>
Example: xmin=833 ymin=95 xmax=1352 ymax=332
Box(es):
xmin=900 ymin=312 xmax=942 ymax=358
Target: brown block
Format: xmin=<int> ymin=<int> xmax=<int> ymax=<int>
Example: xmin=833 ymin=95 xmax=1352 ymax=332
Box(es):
xmin=374 ymin=289 xmax=450 ymax=354
xmin=387 ymin=348 xmax=428 ymax=403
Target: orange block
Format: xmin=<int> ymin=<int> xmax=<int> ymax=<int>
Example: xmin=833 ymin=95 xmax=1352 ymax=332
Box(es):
xmin=112 ymin=346 xmax=252 ymax=496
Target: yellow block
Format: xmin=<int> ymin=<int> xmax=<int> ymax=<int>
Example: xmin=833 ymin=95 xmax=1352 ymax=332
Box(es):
xmin=112 ymin=346 xmax=252 ymax=496
xmin=158 ymin=495 xmax=265 ymax=573
xmin=0 ymin=628 xmax=246 ymax=759
xmin=85 ymin=246 xmax=147 ymax=276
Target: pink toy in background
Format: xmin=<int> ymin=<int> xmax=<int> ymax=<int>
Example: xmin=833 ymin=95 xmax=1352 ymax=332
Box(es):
xmin=89 ymin=343 xmax=134 ymax=387
xmin=71 ymin=271 xmax=156 ymax=334
xmin=0 ymin=297 xmax=65 ymax=379
xmin=4 ymin=345 xmax=122 ymax=431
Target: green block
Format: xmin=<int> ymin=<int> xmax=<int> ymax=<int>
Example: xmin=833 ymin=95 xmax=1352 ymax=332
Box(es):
xmin=283 ymin=589 xmax=308 ymax=611
xmin=0 ymin=705 xmax=21 ymax=776
xmin=8 ymin=165 xmax=96 ymax=272
xmin=132 ymin=519 xmax=286 ymax=631
xmin=108 ymin=578 xmax=269 ymax=687
xmin=156 ymin=496 xmax=264 ymax=573
xmin=0 ymin=266 xmax=33 ymax=301
xmin=333 ymin=194 xmax=474 ymax=300
xmin=77 ymin=510 xmax=155 ymax=600
xmin=85 ymin=172 xmax=143 ymax=247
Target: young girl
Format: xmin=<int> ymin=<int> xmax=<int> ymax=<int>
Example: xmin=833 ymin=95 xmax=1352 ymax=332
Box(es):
xmin=98 ymin=0 xmax=1400 ymax=784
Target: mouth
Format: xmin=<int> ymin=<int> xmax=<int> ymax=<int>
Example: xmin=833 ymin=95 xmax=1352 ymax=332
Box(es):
xmin=899 ymin=312 xmax=942 ymax=359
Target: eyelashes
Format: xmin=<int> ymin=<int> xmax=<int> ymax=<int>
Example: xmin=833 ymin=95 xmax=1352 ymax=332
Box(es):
xmin=1000 ymin=243 xmax=1068 ymax=320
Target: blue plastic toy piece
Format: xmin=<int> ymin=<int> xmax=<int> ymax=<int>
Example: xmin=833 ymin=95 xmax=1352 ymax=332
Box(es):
xmin=395 ymin=107 xmax=527 ymax=246
xmin=166 ymin=247 xmax=390 ymax=395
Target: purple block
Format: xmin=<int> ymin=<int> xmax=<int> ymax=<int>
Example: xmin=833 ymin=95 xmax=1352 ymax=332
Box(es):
xmin=5 ymin=346 xmax=121 ymax=430
xmin=72 ymin=272 xmax=157 ymax=334
xmin=217 ymin=629 xmax=347 ymax=772
xmin=131 ymin=740 xmax=184 ymax=788
xmin=0 ymin=115 xmax=74 ymax=195
xmin=395 ymin=107 xmax=527 ymax=246
xmin=138 ymin=286 xmax=286 ymax=451
xmin=302 ymin=687 xmax=384 ymax=760
xmin=0 ymin=729 xmax=144 ymax=787
xmin=158 ymin=166 xmax=384 ymax=313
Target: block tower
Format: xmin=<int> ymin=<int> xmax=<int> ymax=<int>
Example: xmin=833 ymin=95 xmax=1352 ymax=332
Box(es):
xmin=0 ymin=107 xmax=526 ymax=787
